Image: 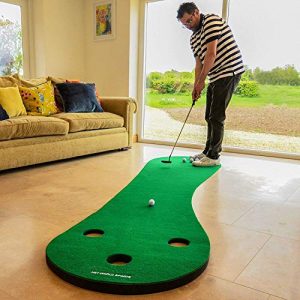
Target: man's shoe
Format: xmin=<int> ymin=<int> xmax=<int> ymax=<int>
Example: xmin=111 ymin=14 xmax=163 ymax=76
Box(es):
xmin=192 ymin=156 xmax=220 ymax=167
xmin=189 ymin=153 xmax=206 ymax=162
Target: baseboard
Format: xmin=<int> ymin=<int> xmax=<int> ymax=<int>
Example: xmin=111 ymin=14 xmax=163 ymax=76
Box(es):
xmin=132 ymin=134 xmax=138 ymax=143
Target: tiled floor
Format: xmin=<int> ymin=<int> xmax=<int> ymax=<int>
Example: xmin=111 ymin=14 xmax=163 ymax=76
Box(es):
xmin=0 ymin=143 xmax=299 ymax=300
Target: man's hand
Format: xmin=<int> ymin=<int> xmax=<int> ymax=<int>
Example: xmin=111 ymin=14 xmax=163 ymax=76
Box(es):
xmin=192 ymin=80 xmax=205 ymax=101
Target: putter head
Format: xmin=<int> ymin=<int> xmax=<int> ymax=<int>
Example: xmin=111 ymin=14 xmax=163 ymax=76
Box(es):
xmin=161 ymin=160 xmax=172 ymax=164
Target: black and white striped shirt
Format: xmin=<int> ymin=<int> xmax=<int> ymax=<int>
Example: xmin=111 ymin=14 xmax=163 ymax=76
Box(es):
xmin=190 ymin=13 xmax=245 ymax=82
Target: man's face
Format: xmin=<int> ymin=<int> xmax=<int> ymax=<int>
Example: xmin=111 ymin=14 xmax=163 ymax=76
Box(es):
xmin=179 ymin=10 xmax=200 ymax=31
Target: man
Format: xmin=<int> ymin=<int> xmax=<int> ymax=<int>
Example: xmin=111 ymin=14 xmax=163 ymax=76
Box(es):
xmin=177 ymin=2 xmax=244 ymax=167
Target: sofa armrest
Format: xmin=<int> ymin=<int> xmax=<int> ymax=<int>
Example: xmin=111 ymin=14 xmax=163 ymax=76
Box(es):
xmin=100 ymin=97 xmax=137 ymax=147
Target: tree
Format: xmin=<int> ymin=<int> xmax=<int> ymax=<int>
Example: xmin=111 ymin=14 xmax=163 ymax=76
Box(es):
xmin=253 ymin=65 xmax=300 ymax=85
xmin=147 ymin=70 xmax=195 ymax=94
xmin=146 ymin=72 xmax=163 ymax=88
xmin=241 ymin=66 xmax=254 ymax=81
xmin=0 ymin=16 xmax=23 ymax=75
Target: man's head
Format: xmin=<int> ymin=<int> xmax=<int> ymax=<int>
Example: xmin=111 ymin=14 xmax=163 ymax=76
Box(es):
xmin=177 ymin=2 xmax=200 ymax=32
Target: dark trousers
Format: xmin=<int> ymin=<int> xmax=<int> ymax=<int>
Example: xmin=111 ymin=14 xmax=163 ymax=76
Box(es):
xmin=203 ymin=74 xmax=241 ymax=159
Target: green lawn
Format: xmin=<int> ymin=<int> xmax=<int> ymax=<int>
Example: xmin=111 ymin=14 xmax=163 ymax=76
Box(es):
xmin=145 ymin=85 xmax=300 ymax=108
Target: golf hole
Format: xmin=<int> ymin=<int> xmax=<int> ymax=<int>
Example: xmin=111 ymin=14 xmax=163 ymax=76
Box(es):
xmin=168 ymin=238 xmax=190 ymax=247
xmin=84 ymin=229 xmax=104 ymax=237
xmin=107 ymin=254 xmax=132 ymax=266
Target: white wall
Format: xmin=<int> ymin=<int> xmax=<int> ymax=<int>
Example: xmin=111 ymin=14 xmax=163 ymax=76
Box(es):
xmin=129 ymin=0 xmax=139 ymax=100
xmin=30 ymin=0 xmax=85 ymax=79
xmin=85 ymin=0 xmax=131 ymax=97
xmin=30 ymin=0 xmax=139 ymax=100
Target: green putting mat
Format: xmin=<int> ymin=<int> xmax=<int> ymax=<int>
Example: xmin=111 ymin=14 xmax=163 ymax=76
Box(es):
xmin=46 ymin=156 xmax=220 ymax=294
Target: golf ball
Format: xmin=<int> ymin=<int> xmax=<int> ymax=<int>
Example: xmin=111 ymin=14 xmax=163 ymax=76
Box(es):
xmin=148 ymin=199 xmax=155 ymax=206
xmin=182 ymin=158 xmax=187 ymax=163
xmin=189 ymin=157 xmax=194 ymax=163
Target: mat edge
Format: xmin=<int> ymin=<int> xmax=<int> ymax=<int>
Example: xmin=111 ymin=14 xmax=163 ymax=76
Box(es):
xmin=46 ymin=255 xmax=209 ymax=295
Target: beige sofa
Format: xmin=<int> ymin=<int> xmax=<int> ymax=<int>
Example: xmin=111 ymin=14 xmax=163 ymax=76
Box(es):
xmin=0 ymin=96 xmax=136 ymax=171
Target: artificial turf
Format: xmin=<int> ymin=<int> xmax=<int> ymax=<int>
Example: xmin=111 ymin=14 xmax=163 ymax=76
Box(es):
xmin=46 ymin=156 xmax=220 ymax=294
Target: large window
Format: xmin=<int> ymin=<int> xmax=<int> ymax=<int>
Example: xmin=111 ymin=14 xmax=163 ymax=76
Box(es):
xmin=140 ymin=0 xmax=300 ymax=156
xmin=0 ymin=0 xmax=27 ymax=76
xmin=142 ymin=0 xmax=223 ymax=145
xmin=224 ymin=0 xmax=300 ymax=154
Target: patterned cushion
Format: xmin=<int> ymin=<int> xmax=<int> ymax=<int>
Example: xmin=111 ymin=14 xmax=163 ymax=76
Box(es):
xmin=19 ymin=81 xmax=59 ymax=116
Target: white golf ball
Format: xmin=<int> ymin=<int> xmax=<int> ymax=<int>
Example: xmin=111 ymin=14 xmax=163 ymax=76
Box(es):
xmin=189 ymin=157 xmax=194 ymax=163
xmin=182 ymin=158 xmax=187 ymax=163
xmin=148 ymin=199 xmax=155 ymax=206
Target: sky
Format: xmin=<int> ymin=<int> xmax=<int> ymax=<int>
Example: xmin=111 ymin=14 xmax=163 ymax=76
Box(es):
xmin=0 ymin=2 xmax=21 ymax=23
xmin=145 ymin=0 xmax=300 ymax=73
xmin=1 ymin=0 xmax=299 ymax=74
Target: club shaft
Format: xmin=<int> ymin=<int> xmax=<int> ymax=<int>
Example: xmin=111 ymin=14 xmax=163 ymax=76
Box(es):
xmin=168 ymin=102 xmax=195 ymax=160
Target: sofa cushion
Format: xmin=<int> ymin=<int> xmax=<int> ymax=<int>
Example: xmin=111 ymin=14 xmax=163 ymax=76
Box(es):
xmin=19 ymin=81 xmax=59 ymax=116
xmin=13 ymin=74 xmax=48 ymax=87
xmin=66 ymin=79 xmax=102 ymax=104
xmin=0 ymin=116 xmax=69 ymax=141
xmin=53 ymin=112 xmax=124 ymax=133
xmin=0 ymin=86 xmax=27 ymax=117
xmin=56 ymin=83 xmax=103 ymax=113
xmin=47 ymin=76 xmax=66 ymax=84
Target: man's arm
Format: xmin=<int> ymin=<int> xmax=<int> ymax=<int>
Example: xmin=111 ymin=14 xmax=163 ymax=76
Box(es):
xmin=193 ymin=56 xmax=202 ymax=101
xmin=193 ymin=39 xmax=218 ymax=100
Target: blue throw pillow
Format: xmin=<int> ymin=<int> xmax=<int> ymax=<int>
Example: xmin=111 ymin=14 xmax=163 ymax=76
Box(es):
xmin=56 ymin=83 xmax=103 ymax=113
xmin=0 ymin=104 xmax=9 ymax=121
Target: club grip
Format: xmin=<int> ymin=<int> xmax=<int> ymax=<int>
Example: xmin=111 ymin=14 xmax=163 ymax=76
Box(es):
xmin=192 ymin=99 xmax=196 ymax=106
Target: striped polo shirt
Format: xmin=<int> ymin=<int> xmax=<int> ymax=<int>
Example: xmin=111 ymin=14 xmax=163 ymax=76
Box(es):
xmin=190 ymin=13 xmax=245 ymax=82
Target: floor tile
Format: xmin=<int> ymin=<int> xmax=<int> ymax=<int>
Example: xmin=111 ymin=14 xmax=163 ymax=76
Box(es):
xmin=0 ymin=215 xmax=61 ymax=278
xmin=286 ymin=187 xmax=300 ymax=207
xmin=234 ymin=202 xmax=300 ymax=241
xmin=185 ymin=275 xmax=269 ymax=300
xmin=212 ymin=155 xmax=300 ymax=203
xmin=192 ymin=221 xmax=270 ymax=281
xmin=268 ymin=296 xmax=286 ymax=300
xmin=0 ymin=290 xmax=17 ymax=300
xmin=0 ymin=251 xmax=79 ymax=300
xmin=193 ymin=183 xmax=259 ymax=224
xmin=236 ymin=236 xmax=300 ymax=299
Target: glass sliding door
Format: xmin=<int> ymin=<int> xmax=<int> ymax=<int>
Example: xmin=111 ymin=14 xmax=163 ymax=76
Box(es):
xmin=141 ymin=0 xmax=299 ymax=156
xmin=142 ymin=0 xmax=223 ymax=145
xmin=223 ymin=0 xmax=300 ymax=155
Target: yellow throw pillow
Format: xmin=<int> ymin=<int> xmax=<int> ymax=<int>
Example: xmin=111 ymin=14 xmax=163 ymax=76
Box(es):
xmin=0 ymin=86 xmax=27 ymax=117
xmin=19 ymin=81 xmax=59 ymax=116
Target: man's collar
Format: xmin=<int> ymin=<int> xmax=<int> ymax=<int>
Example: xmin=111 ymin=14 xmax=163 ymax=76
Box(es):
xmin=193 ymin=13 xmax=205 ymax=33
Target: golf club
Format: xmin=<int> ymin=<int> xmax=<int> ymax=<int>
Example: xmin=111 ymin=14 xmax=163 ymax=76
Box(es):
xmin=161 ymin=99 xmax=196 ymax=164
